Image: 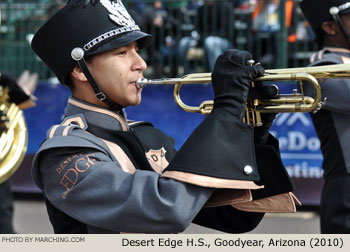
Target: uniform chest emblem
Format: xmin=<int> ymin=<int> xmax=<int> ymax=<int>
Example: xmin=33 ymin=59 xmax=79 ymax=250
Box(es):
xmin=100 ymin=0 xmax=136 ymax=27
xmin=145 ymin=147 xmax=169 ymax=174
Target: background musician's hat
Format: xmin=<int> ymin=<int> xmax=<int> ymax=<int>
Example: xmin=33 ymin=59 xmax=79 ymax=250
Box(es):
xmin=31 ymin=0 xmax=152 ymax=84
xmin=300 ymin=0 xmax=350 ymax=44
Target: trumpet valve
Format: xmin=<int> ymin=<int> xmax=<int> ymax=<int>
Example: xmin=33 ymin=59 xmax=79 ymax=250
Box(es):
xmin=292 ymin=89 xmax=299 ymax=96
xmin=253 ymin=99 xmax=259 ymax=107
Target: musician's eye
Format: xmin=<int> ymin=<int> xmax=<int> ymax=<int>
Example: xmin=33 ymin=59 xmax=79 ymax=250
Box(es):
xmin=117 ymin=50 xmax=127 ymax=56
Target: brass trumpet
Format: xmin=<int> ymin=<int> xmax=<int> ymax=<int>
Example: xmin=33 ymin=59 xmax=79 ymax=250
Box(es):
xmin=137 ymin=63 xmax=350 ymax=126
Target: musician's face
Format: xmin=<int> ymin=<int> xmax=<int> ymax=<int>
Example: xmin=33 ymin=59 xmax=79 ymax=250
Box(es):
xmin=341 ymin=14 xmax=350 ymax=38
xmin=338 ymin=14 xmax=350 ymax=48
xmin=87 ymin=42 xmax=147 ymax=107
xmin=321 ymin=14 xmax=350 ymax=49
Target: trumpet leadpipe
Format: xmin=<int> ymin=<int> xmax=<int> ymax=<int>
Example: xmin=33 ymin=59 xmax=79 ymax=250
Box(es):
xmin=137 ymin=73 xmax=212 ymax=88
xmin=137 ymin=78 xmax=184 ymax=88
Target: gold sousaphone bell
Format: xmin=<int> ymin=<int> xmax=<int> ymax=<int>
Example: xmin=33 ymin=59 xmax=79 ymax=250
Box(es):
xmin=0 ymin=10 xmax=28 ymax=183
xmin=0 ymin=86 xmax=28 ymax=184
xmin=137 ymin=63 xmax=350 ymax=126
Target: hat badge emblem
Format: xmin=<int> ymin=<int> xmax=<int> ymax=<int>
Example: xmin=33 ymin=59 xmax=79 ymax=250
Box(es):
xmin=100 ymin=0 xmax=135 ymax=27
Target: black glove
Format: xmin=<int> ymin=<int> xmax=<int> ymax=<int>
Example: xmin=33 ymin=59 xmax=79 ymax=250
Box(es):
xmin=248 ymin=82 xmax=279 ymax=144
xmin=161 ymin=50 xmax=265 ymax=192
xmin=0 ymin=72 xmax=30 ymax=105
xmin=247 ymin=81 xmax=279 ymax=101
xmin=253 ymin=113 xmax=276 ymax=144
xmin=211 ymin=49 xmax=265 ymax=119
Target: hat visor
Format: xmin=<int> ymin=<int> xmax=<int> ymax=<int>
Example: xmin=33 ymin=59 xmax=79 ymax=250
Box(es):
xmin=86 ymin=30 xmax=152 ymax=56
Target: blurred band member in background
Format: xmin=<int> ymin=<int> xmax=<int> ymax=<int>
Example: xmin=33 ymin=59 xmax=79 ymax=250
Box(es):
xmin=301 ymin=0 xmax=350 ymax=233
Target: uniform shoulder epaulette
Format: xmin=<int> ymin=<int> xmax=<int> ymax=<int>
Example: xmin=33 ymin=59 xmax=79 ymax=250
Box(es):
xmin=310 ymin=48 xmax=346 ymax=66
xmin=47 ymin=114 xmax=88 ymax=139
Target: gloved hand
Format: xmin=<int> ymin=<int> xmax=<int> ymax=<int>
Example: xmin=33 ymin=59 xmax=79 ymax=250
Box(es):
xmin=254 ymin=112 xmax=276 ymax=144
xmin=248 ymin=82 xmax=279 ymax=144
xmin=0 ymin=72 xmax=30 ymax=105
xmin=247 ymin=81 xmax=279 ymax=102
xmin=211 ymin=49 xmax=265 ymax=119
xmin=162 ymin=50 xmax=264 ymax=192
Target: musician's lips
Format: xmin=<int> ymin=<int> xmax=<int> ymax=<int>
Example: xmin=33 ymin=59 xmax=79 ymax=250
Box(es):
xmin=130 ymin=80 xmax=142 ymax=90
xmin=135 ymin=77 xmax=147 ymax=89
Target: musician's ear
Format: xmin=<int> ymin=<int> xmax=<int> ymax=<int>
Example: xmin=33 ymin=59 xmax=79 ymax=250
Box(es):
xmin=71 ymin=65 xmax=88 ymax=82
xmin=321 ymin=20 xmax=337 ymax=36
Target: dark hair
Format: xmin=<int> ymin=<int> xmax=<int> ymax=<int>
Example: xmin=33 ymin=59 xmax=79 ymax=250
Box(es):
xmin=64 ymin=74 xmax=74 ymax=90
xmin=314 ymin=27 xmax=325 ymax=46
xmin=62 ymin=62 xmax=77 ymax=88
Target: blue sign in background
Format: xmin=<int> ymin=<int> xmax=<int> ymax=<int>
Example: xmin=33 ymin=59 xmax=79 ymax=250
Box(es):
xmin=271 ymin=113 xmax=323 ymax=179
xmin=17 ymin=81 xmax=324 ymax=205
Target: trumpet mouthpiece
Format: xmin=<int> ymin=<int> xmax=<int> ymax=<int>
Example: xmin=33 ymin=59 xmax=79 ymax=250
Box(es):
xmin=136 ymin=78 xmax=150 ymax=88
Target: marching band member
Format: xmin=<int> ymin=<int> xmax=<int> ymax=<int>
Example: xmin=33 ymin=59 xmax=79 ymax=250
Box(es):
xmin=301 ymin=0 xmax=350 ymax=233
xmin=31 ymin=0 xmax=297 ymax=233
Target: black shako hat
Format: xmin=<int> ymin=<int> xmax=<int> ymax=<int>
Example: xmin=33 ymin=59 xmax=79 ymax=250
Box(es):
xmin=300 ymin=0 xmax=350 ymax=39
xmin=31 ymin=0 xmax=152 ymax=84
